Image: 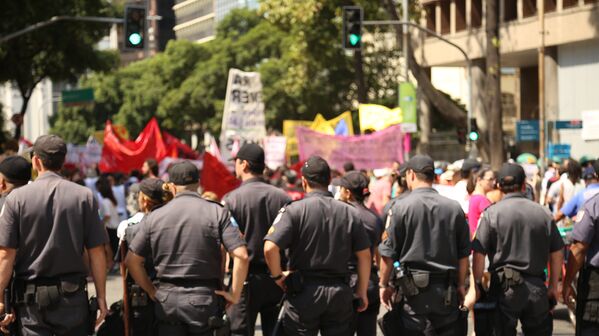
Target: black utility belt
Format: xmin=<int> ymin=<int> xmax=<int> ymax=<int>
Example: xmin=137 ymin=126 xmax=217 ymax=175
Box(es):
xmin=158 ymin=278 xmax=220 ymax=288
xmin=14 ymin=276 xmax=86 ymax=307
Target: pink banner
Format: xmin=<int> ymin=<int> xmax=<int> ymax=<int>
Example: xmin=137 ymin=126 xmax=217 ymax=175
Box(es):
xmin=296 ymin=125 xmax=405 ymax=170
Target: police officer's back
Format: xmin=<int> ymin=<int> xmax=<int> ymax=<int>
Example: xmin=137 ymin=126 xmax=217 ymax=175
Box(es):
xmin=264 ymin=156 xmax=372 ymax=335
xmin=126 ymin=161 xmax=249 ymax=336
xmin=562 ymin=160 xmax=599 ymax=336
xmin=222 ymin=144 xmax=291 ymax=336
xmin=378 ymin=154 xmax=470 ymax=335
xmin=471 ymin=163 xmax=564 ymax=335
xmin=335 ymin=171 xmax=383 ymax=336
xmin=0 ymin=135 xmax=109 ymax=335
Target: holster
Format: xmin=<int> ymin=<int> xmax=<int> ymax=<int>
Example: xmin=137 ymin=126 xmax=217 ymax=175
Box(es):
xmin=208 ymin=296 xmax=230 ymax=336
xmin=129 ymin=284 xmax=149 ymax=308
xmin=393 ymin=267 xmax=419 ymax=298
xmin=495 ymin=267 xmax=524 ymax=291
xmin=284 ymin=272 xmax=304 ymax=296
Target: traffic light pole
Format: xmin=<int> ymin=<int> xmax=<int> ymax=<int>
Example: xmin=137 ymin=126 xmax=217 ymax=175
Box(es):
xmin=362 ymin=20 xmax=474 ymax=149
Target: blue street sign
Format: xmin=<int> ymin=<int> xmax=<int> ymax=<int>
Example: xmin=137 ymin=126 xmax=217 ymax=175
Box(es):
xmin=555 ymin=120 xmax=583 ymax=130
xmin=547 ymin=143 xmax=571 ymax=160
xmin=516 ymin=120 xmax=540 ymax=142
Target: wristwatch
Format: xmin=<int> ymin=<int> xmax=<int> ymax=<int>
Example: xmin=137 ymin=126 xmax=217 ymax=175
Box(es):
xmin=270 ymin=274 xmax=283 ymax=281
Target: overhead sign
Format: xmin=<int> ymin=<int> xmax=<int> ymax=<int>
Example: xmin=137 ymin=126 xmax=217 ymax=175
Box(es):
xmin=516 ymin=120 xmax=540 ymax=142
xmin=555 ymin=120 xmax=583 ymax=130
xmin=582 ymin=110 xmax=599 ymax=141
xmin=62 ymin=88 xmax=94 ymax=106
xmin=220 ymin=69 xmax=266 ymax=162
xmin=547 ymin=143 xmax=571 ymax=161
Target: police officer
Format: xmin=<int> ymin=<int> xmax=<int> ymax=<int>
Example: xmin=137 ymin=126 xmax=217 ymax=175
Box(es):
xmin=126 ymin=161 xmax=249 ymax=335
xmin=0 ymin=135 xmax=109 ymax=335
xmin=471 ymin=163 xmax=564 ymax=335
xmin=379 ymin=154 xmax=470 ymax=335
xmin=0 ymin=155 xmax=32 ymax=209
xmin=335 ymin=171 xmax=383 ymax=335
xmin=562 ymin=162 xmax=599 ymax=335
xmin=264 ymin=156 xmax=371 ymax=335
xmin=222 ymin=144 xmax=291 ymax=336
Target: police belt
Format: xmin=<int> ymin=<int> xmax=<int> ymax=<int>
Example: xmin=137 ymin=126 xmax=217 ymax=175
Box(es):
xmin=301 ymin=273 xmax=349 ymax=286
xmin=158 ymin=278 xmax=220 ymax=288
xmin=14 ymin=275 xmax=86 ymax=306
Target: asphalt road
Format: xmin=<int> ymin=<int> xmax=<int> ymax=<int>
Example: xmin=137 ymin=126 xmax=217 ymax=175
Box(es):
xmin=91 ymin=274 xmax=576 ymax=335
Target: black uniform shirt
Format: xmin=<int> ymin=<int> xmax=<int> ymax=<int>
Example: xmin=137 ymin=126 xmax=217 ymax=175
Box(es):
xmin=379 ymin=187 xmax=470 ymax=272
xmin=0 ymin=172 xmax=108 ymax=280
xmin=129 ymin=191 xmax=246 ymax=280
xmin=265 ymin=190 xmax=370 ymax=277
xmin=472 ymin=192 xmax=564 ymax=277
xmin=350 ymin=200 xmax=383 ymax=258
xmin=223 ymin=177 xmax=291 ymax=265
xmin=569 ymin=194 xmax=599 ymax=267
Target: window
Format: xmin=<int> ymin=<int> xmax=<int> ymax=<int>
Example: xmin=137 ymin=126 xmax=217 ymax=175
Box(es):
xmin=425 ymin=3 xmax=436 ymax=32
xmin=471 ymin=0 xmax=482 ymax=28
xmin=522 ymin=0 xmax=536 ymax=18
xmin=455 ymin=0 xmax=466 ymax=32
xmin=562 ymin=0 xmax=579 ymax=8
xmin=504 ymin=0 xmax=518 ymax=22
xmin=440 ymin=0 xmax=450 ymax=34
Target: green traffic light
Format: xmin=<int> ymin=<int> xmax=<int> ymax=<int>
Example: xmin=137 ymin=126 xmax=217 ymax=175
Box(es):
xmin=349 ymin=33 xmax=361 ymax=46
xmin=468 ymin=132 xmax=479 ymax=141
xmin=128 ymin=33 xmax=142 ymax=46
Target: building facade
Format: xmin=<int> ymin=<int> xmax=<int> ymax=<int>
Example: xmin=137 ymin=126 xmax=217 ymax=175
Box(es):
xmin=416 ymin=0 xmax=599 ymax=158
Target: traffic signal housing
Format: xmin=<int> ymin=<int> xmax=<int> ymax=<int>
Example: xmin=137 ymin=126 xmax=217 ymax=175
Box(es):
xmin=468 ymin=118 xmax=479 ymax=142
xmin=343 ymin=6 xmax=363 ymax=50
xmin=124 ymin=5 xmax=146 ymax=50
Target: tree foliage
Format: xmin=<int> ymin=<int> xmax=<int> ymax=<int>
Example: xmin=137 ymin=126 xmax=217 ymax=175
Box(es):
xmin=51 ymin=4 xmax=402 ymax=144
xmin=0 ymin=0 xmax=119 ymax=139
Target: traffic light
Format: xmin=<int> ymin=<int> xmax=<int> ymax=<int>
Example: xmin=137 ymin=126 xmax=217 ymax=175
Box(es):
xmin=468 ymin=118 xmax=479 ymax=142
xmin=343 ymin=6 xmax=363 ymax=50
xmin=124 ymin=5 xmax=146 ymax=49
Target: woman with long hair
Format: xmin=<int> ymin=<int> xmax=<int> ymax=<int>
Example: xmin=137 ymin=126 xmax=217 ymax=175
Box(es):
xmin=96 ymin=175 xmax=120 ymax=268
xmin=467 ymin=168 xmax=496 ymax=238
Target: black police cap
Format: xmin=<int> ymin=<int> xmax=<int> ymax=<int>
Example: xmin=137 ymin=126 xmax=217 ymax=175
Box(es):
xmin=407 ymin=155 xmax=434 ymax=174
xmin=29 ymin=135 xmax=67 ymax=159
xmin=0 ymin=156 xmax=31 ymax=183
xmin=461 ymin=158 xmax=482 ymax=172
xmin=168 ymin=161 xmax=199 ymax=186
xmin=334 ymin=171 xmax=370 ymax=197
xmin=301 ymin=156 xmax=331 ymax=186
xmin=232 ymin=143 xmax=265 ymax=166
xmin=498 ymin=163 xmax=526 ymax=187
xmin=139 ymin=178 xmax=165 ymax=202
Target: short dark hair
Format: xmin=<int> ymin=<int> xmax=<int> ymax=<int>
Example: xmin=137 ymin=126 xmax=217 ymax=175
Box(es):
xmin=499 ymin=180 xmax=524 ymax=194
xmin=37 ymin=153 xmax=65 ymax=171
xmin=343 ymin=162 xmax=355 ymax=172
xmin=246 ymin=160 xmax=264 ymax=175
xmin=305 ymin=177 xmax=328 ymax=189
xmin=145 ymin=159 xmax=159 ymax=176
xmin=414 ymin=171 xmax=434 ymax=183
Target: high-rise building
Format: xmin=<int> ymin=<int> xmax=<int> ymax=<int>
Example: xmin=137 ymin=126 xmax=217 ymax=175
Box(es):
xmin=173 ymin=0 xmax=259 ymax=43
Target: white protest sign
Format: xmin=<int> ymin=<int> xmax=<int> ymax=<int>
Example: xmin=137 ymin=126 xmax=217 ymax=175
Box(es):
xmin=264 ymin=136 xmax=287 ymax=170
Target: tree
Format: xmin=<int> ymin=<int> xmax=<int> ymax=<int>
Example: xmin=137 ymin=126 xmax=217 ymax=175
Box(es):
xmin=485 ymin=0 xmax=504 ymax=169
xmin=0 ymin=0 xmax=119 ymax=140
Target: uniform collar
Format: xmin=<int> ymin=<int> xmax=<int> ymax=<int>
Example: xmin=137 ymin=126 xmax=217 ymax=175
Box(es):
xmin=35 ymin=171 xmax=63 ymax=181
xmin=409 ymin=187 xmax=437 ymax=194
xmin=502 ymin=192 xmax=526 ymax=200
xmin=349 ymin=200 xmax=366 ymax=209
xmin=241 ymin=176 xmax=266 ymax=186
xmin=174 ymin=190 xmax=202 ymax=199
xmin=306 ymin=189 xmax=333 ymax=198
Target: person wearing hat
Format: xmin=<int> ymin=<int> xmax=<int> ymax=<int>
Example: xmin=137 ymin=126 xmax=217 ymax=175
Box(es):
xmin=563 ymin=189 xmax=599 ymax=335
xmin=0 ymin=155 xmax=32 ymax=209
xmin=335 ymin=171 xmax=383 ymax=336
xmin=469 ymin=163 xmax=564 ymax=335
xmin=554 ymin=160 xmax=599 ymax=225
xmin=222 ymin=143 xmax=291 ymax=336
xmin=0 ymin=135 xmax=109 ymax=334
xmin=263 ymin=156 xmax=371 ymax=335
xmin=378 ymin=154 xmax=470 ymax=335
xmin=125 ymin=161 xmax=249 ymax=335
xmin=454 ymin=158 xmax=482 ymax=215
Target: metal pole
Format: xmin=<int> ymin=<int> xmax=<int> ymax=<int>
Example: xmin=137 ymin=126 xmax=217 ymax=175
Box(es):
xmin=538 ymin=0 xmax=546 ymax=169
xmin=402 ymin=0 xmax=409 ymax=82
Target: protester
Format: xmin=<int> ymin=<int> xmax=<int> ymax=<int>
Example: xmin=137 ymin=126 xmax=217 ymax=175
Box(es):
xmin=96 ymin=175 xmax=120 ymax=267
xmin=455 ymin=158 xmax=482 ymax=215
xmin=366 ymin=168 xmax=392 ymax=216
xmin=467 ymin=168 xmax=496 ymax=238
xmin=141 ymin=158 xmax=159 ymax=179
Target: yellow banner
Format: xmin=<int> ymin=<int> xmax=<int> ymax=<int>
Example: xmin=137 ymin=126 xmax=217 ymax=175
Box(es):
xmin=283 ymin=120 xmax=313 ymax=159
xmin=358 ymin=104 xmax=402 ymax=133
xmin=310 ymin=112 xmax=354 ymax=135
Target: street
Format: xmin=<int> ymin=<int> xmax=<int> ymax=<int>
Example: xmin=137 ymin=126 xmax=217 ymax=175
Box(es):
xmin=93 ymin=274 xmax=576 ymax=335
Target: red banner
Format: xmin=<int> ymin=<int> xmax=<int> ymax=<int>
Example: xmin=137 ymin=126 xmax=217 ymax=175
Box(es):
xmin=201 ymin=152 xmax=240 ymax=199
xmin=100 ymin=118 xmax=168 ymax=173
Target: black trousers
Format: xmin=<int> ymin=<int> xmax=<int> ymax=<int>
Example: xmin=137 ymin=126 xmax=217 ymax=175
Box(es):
xmin=353 ymin=272 xmax=380 ymax=336
xmin=16 ymin=289 xmax=88 ymax=336
xmin=282 ymin=282 xmax=354 ymax=336
xmin=153 ymin=283 xmax=219 ymax=336
xmin=228 ymin=273 xmax=283 ymax=336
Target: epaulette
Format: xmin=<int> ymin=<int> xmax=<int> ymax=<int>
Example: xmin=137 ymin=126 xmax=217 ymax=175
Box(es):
xmin=204 ymin=198 xmax=225 ymax=207
xmin=278 ymin=199 xmax=296 ymax=213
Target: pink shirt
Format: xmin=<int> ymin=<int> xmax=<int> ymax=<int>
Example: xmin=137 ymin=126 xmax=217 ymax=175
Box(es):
xmin=468 ymin=194 xmax=491 ymax=238
xmin=367 ymin=178 xmax=392 ymax=216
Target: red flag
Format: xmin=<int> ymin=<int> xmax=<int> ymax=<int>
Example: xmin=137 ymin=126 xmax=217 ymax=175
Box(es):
xmin=200 ymin=152 xmax=240 ymax=199
xmin=163 ymin=131 xmax=200 ymax=160
xmin=99 ymin=118 xmax=168 ymax=173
